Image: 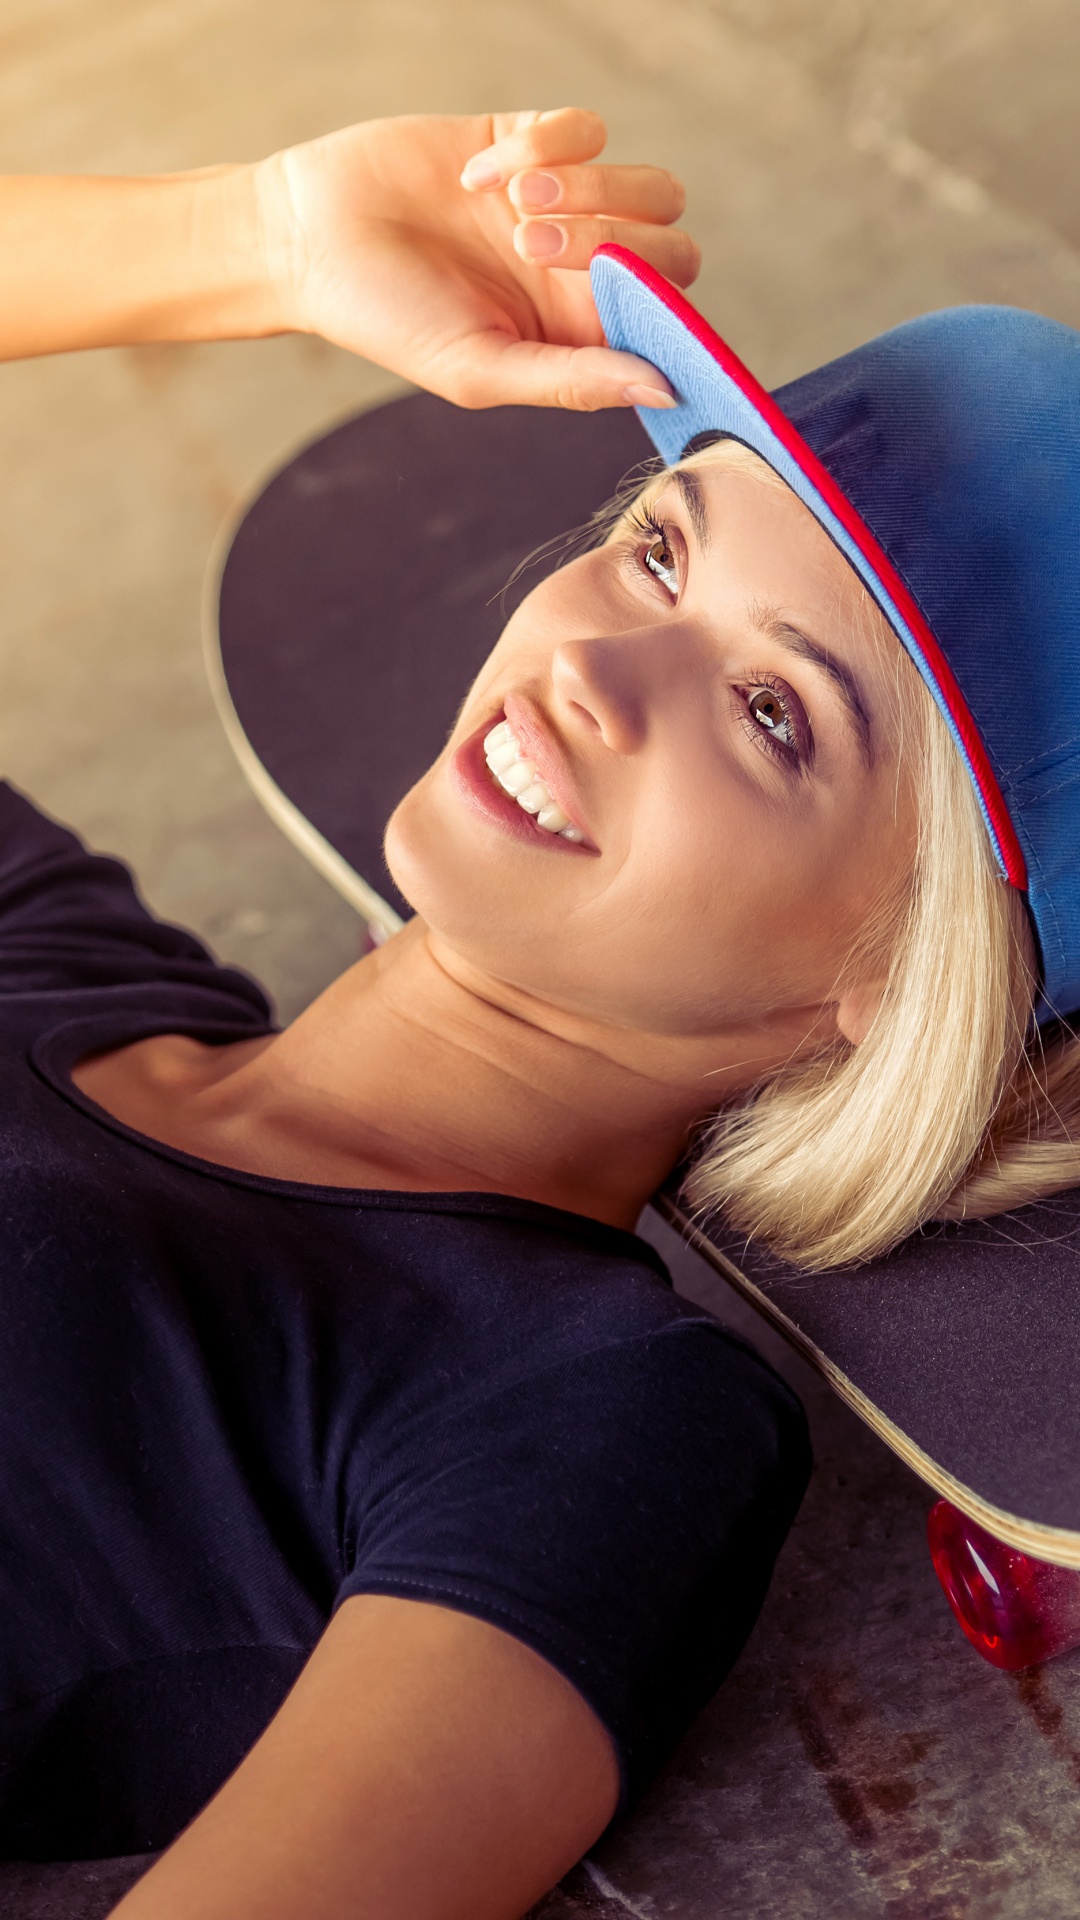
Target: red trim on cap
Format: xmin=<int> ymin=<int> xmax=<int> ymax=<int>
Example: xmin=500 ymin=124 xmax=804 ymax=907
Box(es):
xmin=596 ymin=243 xmax=1027 ymax=888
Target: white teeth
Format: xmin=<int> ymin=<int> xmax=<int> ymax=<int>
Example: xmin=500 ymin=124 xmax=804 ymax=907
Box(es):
xmin=486 ymin=738 xmax=520 ymax=774
xmin=497 ymin=759 xmax=537 ymax=797
xmin=516 ymin=782 xmax=549 ymax=814
xmin=483 ymin=717 xmax=586 ymax=844
xmin=537 ymin=801 xmax=570 ymax=831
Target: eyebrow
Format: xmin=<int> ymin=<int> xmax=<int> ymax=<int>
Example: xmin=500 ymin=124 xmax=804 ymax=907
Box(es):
xmin=671 ymin=469 xmax=711 ymax=550
xmin=749 ymin=603 xmax=874 ymax=765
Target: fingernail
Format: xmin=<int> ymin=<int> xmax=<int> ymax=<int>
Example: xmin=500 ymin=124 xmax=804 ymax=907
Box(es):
xmin=623 ymin=383 xmax=678 ymax=409
xmin=461 ymin=154 xmax=501 ymax=190
xmin=520 ymin=220 xmax=565 ymax=259
xmin=517 ymin=170 xmax=560 ymax=208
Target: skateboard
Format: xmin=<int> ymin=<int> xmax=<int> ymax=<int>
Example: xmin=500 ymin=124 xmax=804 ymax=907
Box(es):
xmin=205 ymin=391 xmax=1080 ymax=1671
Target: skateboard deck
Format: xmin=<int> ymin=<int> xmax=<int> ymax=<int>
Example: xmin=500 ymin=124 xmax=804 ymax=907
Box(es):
xmin=206 ymin=391 xmax=1080 ymax=1568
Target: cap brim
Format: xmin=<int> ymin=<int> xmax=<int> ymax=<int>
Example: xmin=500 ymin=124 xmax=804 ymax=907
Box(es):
xmin=590 ymin=244 xmax=1025 ymax=891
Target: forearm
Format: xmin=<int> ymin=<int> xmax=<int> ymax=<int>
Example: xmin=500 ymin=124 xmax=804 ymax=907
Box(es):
xmin=0 ymin=165 xmax=286 ymax=361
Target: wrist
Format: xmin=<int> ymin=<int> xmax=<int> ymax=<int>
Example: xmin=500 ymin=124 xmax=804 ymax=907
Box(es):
xmin=248 ymin=149 xmax=314 ymax=339
xmin=173 ymin=162 xmax=290 ymax=343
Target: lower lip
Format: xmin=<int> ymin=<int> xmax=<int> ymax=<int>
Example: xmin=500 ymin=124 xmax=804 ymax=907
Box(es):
xmin=448 ymin=720 xmax=592 ymax=853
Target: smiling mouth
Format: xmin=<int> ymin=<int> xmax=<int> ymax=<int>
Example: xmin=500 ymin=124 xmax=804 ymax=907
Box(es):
xmin=483 ymin=720 xmax=585 ymax=841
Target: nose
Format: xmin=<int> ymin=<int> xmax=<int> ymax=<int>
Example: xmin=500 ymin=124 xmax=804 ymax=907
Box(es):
xmin=550 ymin=628 xmax=672 ymax=756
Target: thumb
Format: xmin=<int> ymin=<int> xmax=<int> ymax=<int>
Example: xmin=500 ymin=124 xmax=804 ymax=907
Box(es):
xmin=431 ymin=333 xmax=677 ymax=412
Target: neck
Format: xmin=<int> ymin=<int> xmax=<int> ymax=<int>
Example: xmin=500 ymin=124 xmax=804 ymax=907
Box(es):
xmin=234 ymin=917 xmax=801 ymax=1229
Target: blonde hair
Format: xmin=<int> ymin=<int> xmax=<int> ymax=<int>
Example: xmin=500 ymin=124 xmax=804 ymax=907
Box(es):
xmin=614 ymin=438 xmax=1080 ymax=1269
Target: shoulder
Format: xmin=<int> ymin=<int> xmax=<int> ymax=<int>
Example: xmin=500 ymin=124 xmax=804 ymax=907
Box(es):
xmin=481 ymin=1310 xmax=810 ymax=1530
xmin=349 ymin=1193 xmax=808 ymax=1496
xmin=585 ymin=1310 xmax=806 ymax=1448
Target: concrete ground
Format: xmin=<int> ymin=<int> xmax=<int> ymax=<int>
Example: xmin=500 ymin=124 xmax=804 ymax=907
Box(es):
xmin=2 ymin=1 xmax=1080 ymax=1914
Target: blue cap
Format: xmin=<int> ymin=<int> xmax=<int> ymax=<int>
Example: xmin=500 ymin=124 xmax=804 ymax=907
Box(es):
xmin=591 ymin=245 xmax=1080 ymax=1021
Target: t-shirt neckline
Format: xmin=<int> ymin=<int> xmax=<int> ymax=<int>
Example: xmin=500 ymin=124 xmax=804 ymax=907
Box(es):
xmin=30 ymin=1009 xmax=664 ymax=1263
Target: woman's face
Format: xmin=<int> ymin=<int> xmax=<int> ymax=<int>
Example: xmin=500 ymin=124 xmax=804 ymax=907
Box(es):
xmin=386 ymin=455 xmax=917 ymax=1053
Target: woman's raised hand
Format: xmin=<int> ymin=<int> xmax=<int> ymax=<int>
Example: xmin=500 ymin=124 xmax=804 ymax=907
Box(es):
xmin=0 ymin=108 xmax=694 ymax=409
xmin=259 ymin=109 xmax=698 ymax=411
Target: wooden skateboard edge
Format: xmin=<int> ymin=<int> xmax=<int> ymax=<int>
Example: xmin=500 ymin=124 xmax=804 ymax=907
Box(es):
xmin=201 ymin=504 xmax=405 ymax=946
xmin=653 ymin=1191 xmax=1080 ymax=1570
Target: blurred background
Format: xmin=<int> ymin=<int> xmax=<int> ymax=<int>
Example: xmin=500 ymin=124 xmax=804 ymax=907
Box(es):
xmin=3 ymin=6 xmax=1080 ymax=1916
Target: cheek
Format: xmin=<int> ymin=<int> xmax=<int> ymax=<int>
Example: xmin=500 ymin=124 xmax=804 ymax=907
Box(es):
xmin=606 ymin=762 xmax=899 ymax=1023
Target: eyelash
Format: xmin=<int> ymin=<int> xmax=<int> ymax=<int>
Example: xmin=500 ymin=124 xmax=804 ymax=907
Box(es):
xmin=625 ymin=506 xmax=679 ymax=597
xmin=623 ymin=508 xmax=807 ymax=770
xmin=734 ymin=672 xmax=807 ymax=769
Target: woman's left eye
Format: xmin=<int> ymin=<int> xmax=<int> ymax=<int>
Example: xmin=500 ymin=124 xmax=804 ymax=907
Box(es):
xmin=642 ymin=532 xmax=679 ymax=596
xmin=746 ymin=685 xmax=796 ymax=749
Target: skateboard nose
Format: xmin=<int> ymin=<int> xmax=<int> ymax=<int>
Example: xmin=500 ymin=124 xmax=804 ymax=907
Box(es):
xmin=928 ymin=1501 xmax=1080 ymax=1671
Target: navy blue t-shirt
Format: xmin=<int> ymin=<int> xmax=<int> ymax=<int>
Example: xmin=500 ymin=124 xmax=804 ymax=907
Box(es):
xmin=0 ymin=783 xmax=810 ymax=1860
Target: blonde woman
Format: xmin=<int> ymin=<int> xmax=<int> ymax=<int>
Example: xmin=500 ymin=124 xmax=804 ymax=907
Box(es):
xmin=0 ymin=106 xmax=1075 ymax=1920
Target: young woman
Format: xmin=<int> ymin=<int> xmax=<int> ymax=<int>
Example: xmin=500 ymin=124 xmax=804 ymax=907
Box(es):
xmin=1 ymin=104 xmax=1077 ymax=1920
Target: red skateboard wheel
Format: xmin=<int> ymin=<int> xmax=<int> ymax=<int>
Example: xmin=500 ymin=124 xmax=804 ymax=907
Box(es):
xmin=928 ymin=1500 xmax=1080 ymax=1670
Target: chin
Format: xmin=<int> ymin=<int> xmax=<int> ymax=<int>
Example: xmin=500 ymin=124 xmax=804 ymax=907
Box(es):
xmin=383 ymin=778 xmax=561 ymax=993
xmin=383 ymin=776 xmax=502 ymax=950
xmin=382 ymin=788 xmax=426 ymax=918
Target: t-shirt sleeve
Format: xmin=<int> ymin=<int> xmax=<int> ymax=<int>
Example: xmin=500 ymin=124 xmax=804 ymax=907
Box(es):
xmin=0 ymin=781 xmax=270 ymax=1019
xmin=338 ymin=1320 xmax=811 ymax=1807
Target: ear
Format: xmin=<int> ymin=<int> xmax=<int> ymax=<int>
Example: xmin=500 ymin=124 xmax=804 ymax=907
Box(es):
xmin=834 ymin=979 xmax=887 ymax=1047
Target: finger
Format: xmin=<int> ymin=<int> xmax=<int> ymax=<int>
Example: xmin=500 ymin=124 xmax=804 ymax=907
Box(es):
xmin=513 ymin=217 xmax=702 ymax=289
xmin=460 ymin=108 xmax=606 ymax=192
xmin=509 ymin=164 xmax=686 ymax=226
xmin=435 ymin=334 xmax=678 ymax=412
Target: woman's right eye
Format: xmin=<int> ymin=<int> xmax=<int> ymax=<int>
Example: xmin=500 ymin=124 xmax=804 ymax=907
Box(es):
xmin=642 ymin=531 xmax=679 ymax=597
